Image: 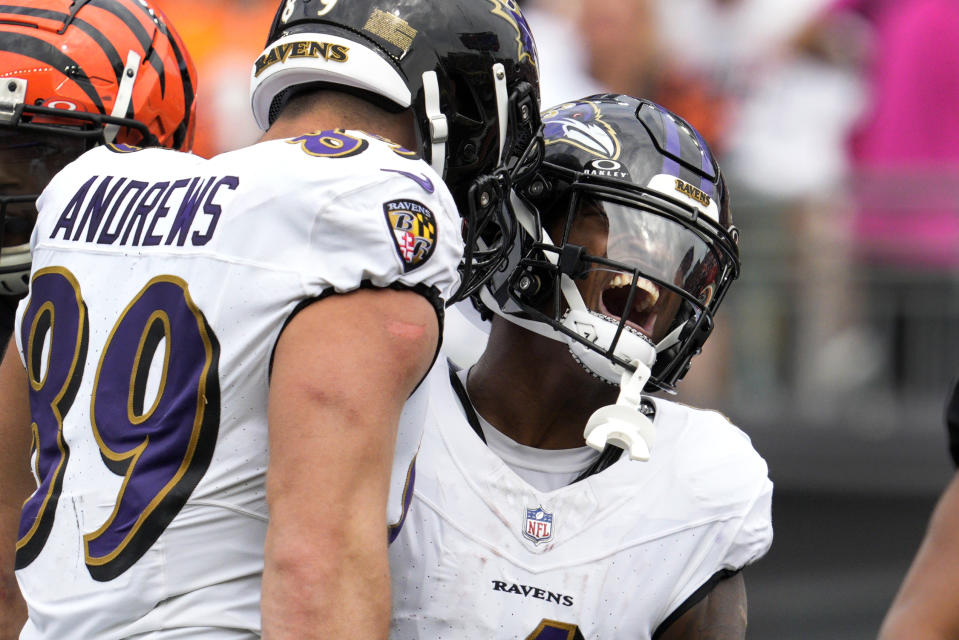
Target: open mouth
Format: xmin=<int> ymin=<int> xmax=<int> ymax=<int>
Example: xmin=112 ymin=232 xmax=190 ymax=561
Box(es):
xmin=599 ymin=272 xmax=660 ymax=334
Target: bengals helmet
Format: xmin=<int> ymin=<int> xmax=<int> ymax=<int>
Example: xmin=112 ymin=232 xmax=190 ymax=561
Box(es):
xmin=250 ymin=0 xmax=543 ymax=301
xmin=0 ymin=0 xmax=197 ymax=296
xmin=479 ymin=95 xmax=740 ymax=393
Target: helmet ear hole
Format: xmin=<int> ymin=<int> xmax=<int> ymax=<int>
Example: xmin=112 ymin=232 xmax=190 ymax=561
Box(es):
xmin=523 ymin=176 xmax=550 ymax=200
xmin=522 ymin=176 xmax=570 ymax=240
xmin=448 ymin=71 xmax=483 ymax=126
xmin=509 ymin=266 xmax=552 ymax=309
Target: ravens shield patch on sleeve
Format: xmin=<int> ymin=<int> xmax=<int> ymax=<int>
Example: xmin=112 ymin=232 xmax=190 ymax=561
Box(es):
xmin=383 ymin=199 xmax=437 ymax=272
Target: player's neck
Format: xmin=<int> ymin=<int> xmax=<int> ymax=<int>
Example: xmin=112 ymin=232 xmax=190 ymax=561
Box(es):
xmin=466 ymin=319 xmax=618 ymax=450
xmin=258 ymin=92 xmax=416 ymax=148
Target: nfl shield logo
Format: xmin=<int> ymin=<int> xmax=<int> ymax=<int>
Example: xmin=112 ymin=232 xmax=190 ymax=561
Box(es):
xmin=523 ymin=505 xmax=553 ymax=545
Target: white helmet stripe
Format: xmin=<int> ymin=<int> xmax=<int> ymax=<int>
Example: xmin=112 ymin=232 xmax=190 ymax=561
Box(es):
xmin=103 ymin=50 xmax=141 ymax=143
xmin=492 ymin=62 xmax=508 ymax=163
xmin=422 ymin=70 xmax=447 ymax=177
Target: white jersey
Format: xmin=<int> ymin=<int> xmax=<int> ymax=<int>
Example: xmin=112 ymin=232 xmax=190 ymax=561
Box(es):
xmin=389 ymin=363 xmax=773 ymax=639
xmin=13 ymin=131 xmax=462 ymax=639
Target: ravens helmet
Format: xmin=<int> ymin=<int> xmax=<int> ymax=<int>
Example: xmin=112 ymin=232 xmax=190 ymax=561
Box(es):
xmin=250 ymin=0 xmax=543 ymax=301
xmin=0 ymin=0 xmax=197 ymax=295
xmin=479 ymin=95 xmax=740 ymax=393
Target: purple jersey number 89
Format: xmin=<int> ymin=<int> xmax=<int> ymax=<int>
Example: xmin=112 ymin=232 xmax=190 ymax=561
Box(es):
xmin=16 ymin=268 xmax=220 ymax=581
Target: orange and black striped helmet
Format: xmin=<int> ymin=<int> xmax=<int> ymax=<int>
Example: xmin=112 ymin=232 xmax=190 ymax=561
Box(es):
xmin=0 ymin=0 xmax=197 ymax=296
xmin=0 ymin=0 xmax=196 ymax=150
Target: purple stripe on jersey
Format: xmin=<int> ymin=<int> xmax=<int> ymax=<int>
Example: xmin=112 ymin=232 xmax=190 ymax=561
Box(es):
xmin=387 ymin=459 xmax=416 ymax=545
xmin=381 ymin=169 xmax=435 ymax=194
xmin=660 ymin=108 xmax=681 ymax=176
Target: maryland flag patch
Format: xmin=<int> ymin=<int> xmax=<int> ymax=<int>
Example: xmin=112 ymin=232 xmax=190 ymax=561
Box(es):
xmin=383 ymin=199 xmax=437 ymax=272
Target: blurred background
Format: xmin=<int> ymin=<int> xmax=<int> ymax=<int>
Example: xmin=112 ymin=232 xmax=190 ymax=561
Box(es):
xmin=151 ymin=0 xmax=959 ymax=637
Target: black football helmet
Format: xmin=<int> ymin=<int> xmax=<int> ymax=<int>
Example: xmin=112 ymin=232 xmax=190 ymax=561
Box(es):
xmin=250 ymin=0 xmax=543 ymax=301
xmin=479 ymin=95 xmax=740 ymax=393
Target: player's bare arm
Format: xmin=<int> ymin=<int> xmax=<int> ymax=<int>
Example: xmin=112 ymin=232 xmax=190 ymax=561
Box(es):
xmin=878 ymin=471 xmax=959 ymax=640
xmin=262 ymin=287 xmax=439 ymax=639
xmin=656 ymin=573 xmax=748 ymax=640
xmin=0 ymin=336 xmax=34 ymax=639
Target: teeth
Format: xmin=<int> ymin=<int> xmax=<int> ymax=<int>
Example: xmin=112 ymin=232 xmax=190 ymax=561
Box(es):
xmin=607 ymin=273 xmax=660 ymax=306
xmin=609 ymin=274 xmax=632 ymax=288
xmin=637 ymin=277 xmax=660 ymax=306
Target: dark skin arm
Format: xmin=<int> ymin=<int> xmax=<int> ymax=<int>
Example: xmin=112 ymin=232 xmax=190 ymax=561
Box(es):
xmin=658 ymin=573 xmax=748 ymax=640
xmin=878 ymin=471 xmax=959 ymax=640
xmin=0 ymin=336 xmax=33 ymax=639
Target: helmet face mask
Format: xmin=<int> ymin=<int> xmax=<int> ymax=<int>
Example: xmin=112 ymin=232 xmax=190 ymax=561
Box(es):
xmin=0 ymin=127 xmax=84 ymax=294
xmin=250 ymin=0 xmax=543 ymax=301
xmin=0 ymin=128 xmax=88 ymax=198
xmin=483 ymin=95 xmax=740 ymax=392
xmin=0 ymin=0 xmax=197 ymax=295
xmin=4 ymin=102 xmax=159 ymax=149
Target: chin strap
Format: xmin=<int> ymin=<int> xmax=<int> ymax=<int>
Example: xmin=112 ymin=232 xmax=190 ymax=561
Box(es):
xmin=583 ymin=358 xmax=656 ymax=461
xmin=478 ymin=285 xmax=564 ymax=341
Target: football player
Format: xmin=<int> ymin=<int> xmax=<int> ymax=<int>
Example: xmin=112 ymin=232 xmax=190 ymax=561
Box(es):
xmin=389 ymin=95 xmax=773 ymax=639
xmin=0 ymin=0 xmax=196 ymax=352
xmin=0 ymin=0 xmax=197 ymax=635
xmin=0 ymin=0 xmax=541 ymax=638
xmin=878 ymin=381 xmax=959 ymax=640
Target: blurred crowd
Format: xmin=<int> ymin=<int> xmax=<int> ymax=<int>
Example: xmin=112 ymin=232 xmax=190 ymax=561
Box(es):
xmin=152 ymin=0 xmax=959 ymax=417
xmin=151 ymin=0 xmax=276 ymax=159
xmin=519 ymin=0 xmax=959 ymax=416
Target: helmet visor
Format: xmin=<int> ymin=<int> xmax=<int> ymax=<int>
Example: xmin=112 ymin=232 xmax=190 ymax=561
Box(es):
xmin=562 ymin=196 xmax=726 ymax=344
